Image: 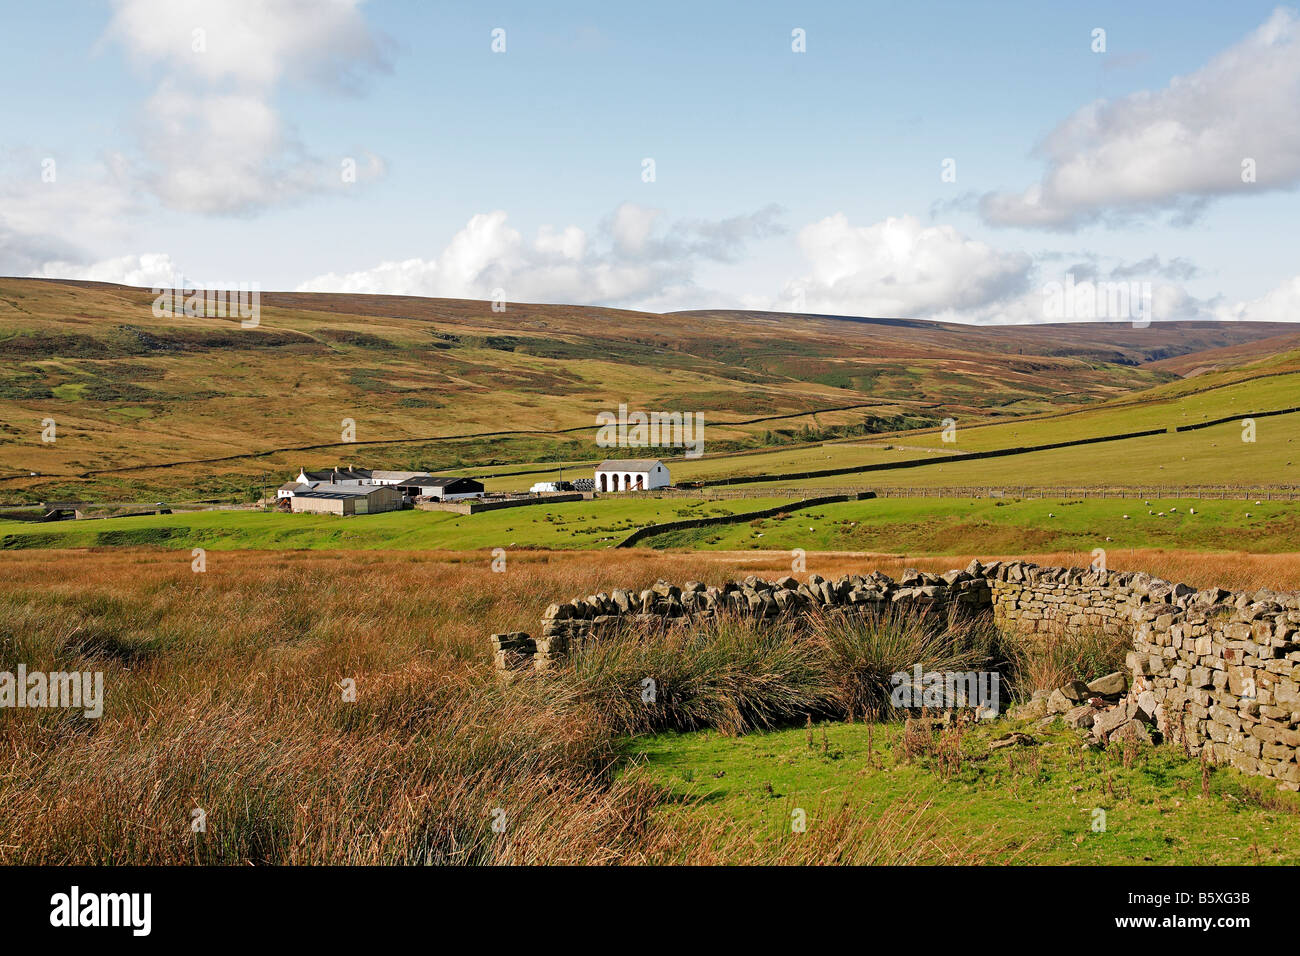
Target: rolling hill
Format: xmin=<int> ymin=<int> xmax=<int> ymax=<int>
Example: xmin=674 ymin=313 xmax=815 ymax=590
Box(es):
xmin=0 ymin=277 xmax=1296 ymax=503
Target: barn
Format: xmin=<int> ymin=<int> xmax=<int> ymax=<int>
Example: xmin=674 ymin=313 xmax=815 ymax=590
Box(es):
xmin=594 ymin=459 xmax=670 ymax=492
xmin=296 ymin=467 xmax=371 ymax=484
xmin=288 ymin=484 xmax=402 ymax=516
xmin=417 ymin=476 xmax=485 ymax=500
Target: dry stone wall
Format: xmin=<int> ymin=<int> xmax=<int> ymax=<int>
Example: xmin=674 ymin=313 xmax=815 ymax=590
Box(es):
xmin=490 ymin=560 xmax=1300 ymax=789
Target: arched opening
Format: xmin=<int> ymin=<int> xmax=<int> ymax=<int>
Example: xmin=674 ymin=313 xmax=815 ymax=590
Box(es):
xmin=634 ymin=474 xmax=644 ymax=490
xmin=598 ymin=472 xmax=607 ymax=492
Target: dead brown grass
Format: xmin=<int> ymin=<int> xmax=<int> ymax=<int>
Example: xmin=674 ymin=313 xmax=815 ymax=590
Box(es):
xmin=0 ymin=545 xmax=1291 ymax=864
xmin=0 ymin=547 xmax=1018 ymax=865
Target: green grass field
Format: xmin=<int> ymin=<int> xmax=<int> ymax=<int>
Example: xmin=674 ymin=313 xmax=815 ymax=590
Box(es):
xmin=897 ymin=368 xmax=1300 ymax=453
xmin=471 ymin=442 xmax=930 ymax=492
xmin=3 ymin=493 xmax=1295 ymax=555
xmin=0 ymin=496 xmax=791 ymax=551
xmin=464 ymin=375 xmax=1300 ymax=494
xmin=638 ymin=496 xmax=1300 ymax=554
xmin=727 ymin=415 xmax=1300 ymax=491
xmin=625 ymin=716 xmax=1300 ymax=864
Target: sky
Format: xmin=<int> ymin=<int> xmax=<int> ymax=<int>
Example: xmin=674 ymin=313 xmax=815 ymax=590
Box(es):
xmin=2 ymin=0 xmax=1299 ymax=323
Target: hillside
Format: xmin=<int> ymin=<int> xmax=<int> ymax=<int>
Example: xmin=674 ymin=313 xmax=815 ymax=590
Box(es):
xmin=463 ymin=365 xmax=1300 ymax=494
xmin=1146 ymin=332 xmax=1300 ymax=378
xmin=0 ymin=277 xmax=1295 ymax=503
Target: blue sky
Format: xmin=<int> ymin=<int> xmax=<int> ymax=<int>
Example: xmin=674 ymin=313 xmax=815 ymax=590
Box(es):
xmin=3 ymin=0 xmax=1299 ymax=323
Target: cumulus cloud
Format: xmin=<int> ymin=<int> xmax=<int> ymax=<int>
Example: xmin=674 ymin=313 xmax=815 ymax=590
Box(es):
xmin=0 ymin=0 xmax=390 ymax=279
xmin=761 ymin=214 xmax=1225 ymax=325
xmin=0 ymin=148 xmax=141 ymax=275
xmin=1215 ymin=274 xmax=1300 ymax=322
xmin=602 ymin=203 xmax=785 ymax=262
xmin=772 ymin=213 xmax=1032 ymax=319
xmin=1110 ymin=255 xmax=1200 ymax=282
xmin=104 ymin=0 xmax=388 ymax=91
xmin=0 ymin=225 xmax=79 ymax=278
xmin=982 ymin=7 xmax=1300 ymax=229
xmin=103 ymin=0 xmax=390 ymax=214
xmin=296 ymin=203 xmax=784 ymax=309
xmin=31 ymin=252 xmax=182 ymax=288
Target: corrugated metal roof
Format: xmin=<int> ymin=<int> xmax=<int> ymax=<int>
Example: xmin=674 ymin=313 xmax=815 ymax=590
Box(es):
xmin=300 ymin=468 xmax=371 ymax=481
xmin=298 ymin=483 xmax=398 ymax=497
xmin=420 ymin=476 xmax=482 ymax=487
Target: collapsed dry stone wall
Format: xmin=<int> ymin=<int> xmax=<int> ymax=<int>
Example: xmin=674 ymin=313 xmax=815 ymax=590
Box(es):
xmin=489 ymin=560 xmax=1300 ymax=789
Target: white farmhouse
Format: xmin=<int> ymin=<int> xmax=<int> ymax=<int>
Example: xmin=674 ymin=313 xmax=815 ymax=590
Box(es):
xmin=595 ymin=459 xmax=670 ymax=492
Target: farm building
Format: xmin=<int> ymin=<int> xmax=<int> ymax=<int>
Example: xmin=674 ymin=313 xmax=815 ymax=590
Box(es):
xmin=288 ymin=483 xmax=402 ymax=516
xmin=289 ymin=468 xmax=484 ymax=501
xmin=296 ymin=467 xmax=371 ymax=484
xmin=294 ymin=467 xmax=432 ymax=489
xmin=419 ymin=476 xmax=484 ymax=500
xmin=595 ymin=459 xmax=670 ymax=492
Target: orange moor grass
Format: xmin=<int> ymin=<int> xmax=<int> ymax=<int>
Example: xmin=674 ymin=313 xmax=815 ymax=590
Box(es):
xmin=0 ymin=548 xmax=1002 ymax=864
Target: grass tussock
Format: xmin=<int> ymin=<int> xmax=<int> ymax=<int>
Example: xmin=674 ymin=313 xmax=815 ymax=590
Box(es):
xmin=0 ymin=548 xmax=1023 ymax=865
xmin=0 ymin=545 xmax=1267 ymax=864
xmin=560 ymin=605 xmax=1013 ymax=736
xmin=1003 ymin=626 xmax=1133 ymax=696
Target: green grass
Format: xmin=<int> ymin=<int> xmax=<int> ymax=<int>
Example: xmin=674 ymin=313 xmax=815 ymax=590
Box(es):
xmin=4 ymin=494 xmax=1295 ymax=554
xmin=624 ymin=717 xmax=1300 ymax=864
xmin=749 ymin=414 xmax=1300 ymax=490
xmin=472 ymin=443 xmax=925 ymax=492
xmin=471 ymin=397 xmax=1300 ymax=496
xmin=638 ymin=496 xmax=1300 ymax=554
xmin=0 ymin=496 xmax=791 ymax=551
xmin=899 ymin=371 xmax=1300 ymax=453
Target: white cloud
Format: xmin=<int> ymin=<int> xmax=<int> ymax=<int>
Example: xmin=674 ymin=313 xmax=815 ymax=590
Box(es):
xmin=609 ymin=204 xmax=661 ymax=255
xmin=773 ymin=213 xmax=1032 ymax=319
xmin=0 ymin=0 xmax=389 ymax=277
xmin=534 ymin=225 xmax=586 ymax=260
xmin=103 ymin=0 xmax=390 ymax=214
xmin=32 ymin=252 xmax=182 ymax=288
xmin=104 ymin=0 xmax=388 ymax=92
xmin=0 ymin=149 xmax=140 ymax=275
xmin=1215 ymin=274 xmax=1300 ymax=322
xmin=297 ymin=203 xmax=783 ymax=309
xmin=982 ymin=7 xmax=1300 ymax=229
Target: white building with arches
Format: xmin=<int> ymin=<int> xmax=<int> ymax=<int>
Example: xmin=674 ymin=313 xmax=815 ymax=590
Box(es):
xmin=595 ymin=459 xmax=670 ymax=492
